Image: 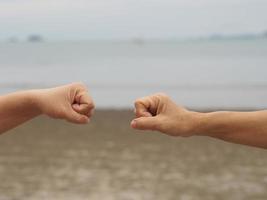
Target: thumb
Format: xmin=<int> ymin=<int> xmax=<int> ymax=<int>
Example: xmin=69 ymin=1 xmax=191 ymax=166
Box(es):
xmin=65 ymin=107 xmax=90 ymax=124
xmin=131 ymin=117 xmax=159 ymax=131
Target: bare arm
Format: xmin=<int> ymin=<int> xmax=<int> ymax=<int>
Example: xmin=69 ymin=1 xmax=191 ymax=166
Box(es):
xmin=131 ymin=93 xmax=267 ymax=149
xmin=0 ymin=83 xmax=95 ymax=134
xmin=0 ymin=90 xmax=41 ymax=133
xmin=196 ymin=111 xmax=267 ymax=148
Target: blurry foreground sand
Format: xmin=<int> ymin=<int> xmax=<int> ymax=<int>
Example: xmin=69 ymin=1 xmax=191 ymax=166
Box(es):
xmin=0 ymin=110 xmax=267 ymax=200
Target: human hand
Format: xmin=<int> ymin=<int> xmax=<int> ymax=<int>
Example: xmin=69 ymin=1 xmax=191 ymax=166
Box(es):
xmin=34 ymin=83 xmax=95 ymax=124
xmin=131 ymin=93 xmax=199 ymax=137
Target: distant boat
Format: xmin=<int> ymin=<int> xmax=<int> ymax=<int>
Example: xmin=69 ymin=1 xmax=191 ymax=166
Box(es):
xmin=28 ymin=35 xmax=43 ymax=42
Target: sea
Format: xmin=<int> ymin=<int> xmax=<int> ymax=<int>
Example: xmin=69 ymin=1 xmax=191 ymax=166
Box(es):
xmin=1 ymin=39 xmax=267 ymax=109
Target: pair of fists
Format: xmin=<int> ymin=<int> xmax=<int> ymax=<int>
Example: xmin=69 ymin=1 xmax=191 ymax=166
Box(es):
xmin=35 ymin=83 xmax=196 ymax=137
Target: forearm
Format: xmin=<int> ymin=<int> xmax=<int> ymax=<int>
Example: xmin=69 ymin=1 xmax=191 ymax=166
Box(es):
xmin=0 ymin=90 xmax=41 ymax=134
xmin=194 ymin=110 xmax=267 ymax=148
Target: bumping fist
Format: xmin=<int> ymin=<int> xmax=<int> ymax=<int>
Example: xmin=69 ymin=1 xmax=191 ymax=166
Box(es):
xmin=131 ymin=93 xmax=198 ymax=137
xmin=34 ymin=83 xmax=95 ymax=124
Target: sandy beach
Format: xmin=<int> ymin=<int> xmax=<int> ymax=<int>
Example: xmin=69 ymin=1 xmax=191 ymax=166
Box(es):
xmin=0 ymin=109 xmax=266 ymax=200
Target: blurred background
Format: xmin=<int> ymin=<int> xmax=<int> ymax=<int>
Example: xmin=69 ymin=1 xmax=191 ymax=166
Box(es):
xmin=0 ymin=0 xmax=267 ymax=199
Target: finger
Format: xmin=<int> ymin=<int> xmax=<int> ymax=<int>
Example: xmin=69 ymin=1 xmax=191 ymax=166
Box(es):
xmin=73 ymin=91 xmax=95 ymax=117
xmin=134 ymin=97 xmax=153 ymax=117
xmin=131 ymin=117 xmax=159 ymax=131
xmin=65 ymin=108 xmax=90 ymax=124
xmin=75 ymin=91 xmax=95 ymax=109
xmin=72 ymin=103 xmax=94 ymax=117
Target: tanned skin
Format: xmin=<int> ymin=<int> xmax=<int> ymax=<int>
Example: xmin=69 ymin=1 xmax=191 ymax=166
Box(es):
xmin=131 ymin=93 xmax=267 ymax=149
xmin=0 ymin=83 xmax=95 ymax=134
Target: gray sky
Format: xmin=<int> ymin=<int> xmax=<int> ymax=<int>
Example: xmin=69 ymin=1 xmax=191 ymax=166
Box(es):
xmin=0 ymin=0 xmax=266 ymax=40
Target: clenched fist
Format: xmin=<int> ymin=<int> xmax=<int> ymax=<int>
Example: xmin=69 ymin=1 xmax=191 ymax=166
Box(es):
xmin=34 ymin=83 xmax=95 ymax=124
xmin=131 ymin=93 xmax=267 ymax=149
xmin=0 ymin=82 xmax=95 ymax=134
xmin=131 ymin=93 xmax=199 ymax=137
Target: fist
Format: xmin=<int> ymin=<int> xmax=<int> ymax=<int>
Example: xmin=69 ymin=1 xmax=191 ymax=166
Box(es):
xmin=131 ymin=93 xmax=198 ymax=137
xmin=35 ymin=83 xmax=95 ymax=124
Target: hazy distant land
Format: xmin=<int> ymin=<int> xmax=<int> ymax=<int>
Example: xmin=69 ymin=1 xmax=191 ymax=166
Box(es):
xmin=2 ymin=30 xmax=267 ymax=43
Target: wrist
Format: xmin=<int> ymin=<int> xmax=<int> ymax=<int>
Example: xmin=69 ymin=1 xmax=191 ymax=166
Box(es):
xmin=26 ymin=90 xmax=43 ymax=116
xmin=187 ymin=111 xmax=209 ymax=136
xmin=191 ymin=111 xmax=228 ymax=137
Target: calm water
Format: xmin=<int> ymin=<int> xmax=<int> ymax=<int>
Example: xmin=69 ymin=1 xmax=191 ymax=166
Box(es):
xmin=0 ymin=39 xmax=267 ymax=108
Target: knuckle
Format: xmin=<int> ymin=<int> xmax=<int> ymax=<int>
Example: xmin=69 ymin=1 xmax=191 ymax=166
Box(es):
xmin=134 ymin=99 xmax=142 ymax=107
xmin=87 ymin=102 xmax=95 ymax=109
xmin=72 ymin=82 xmax=87 ymax=90
xmin=155 ymin=93 xmax=168 ymax=99
xmin=134 ymin=98 xmax=141 ymax=104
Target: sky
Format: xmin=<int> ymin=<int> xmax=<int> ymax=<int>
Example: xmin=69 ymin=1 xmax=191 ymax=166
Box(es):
xmin=0 ymin=0 xmax=266 ymax=40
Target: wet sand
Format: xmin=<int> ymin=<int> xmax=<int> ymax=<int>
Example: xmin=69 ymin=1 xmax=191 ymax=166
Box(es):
xmin=0 ymin=110 xmax=267 ymax=200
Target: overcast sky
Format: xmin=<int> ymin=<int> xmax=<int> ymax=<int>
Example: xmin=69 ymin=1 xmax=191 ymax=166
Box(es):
xmin=0 ymin=0 xmax=266 ymax=40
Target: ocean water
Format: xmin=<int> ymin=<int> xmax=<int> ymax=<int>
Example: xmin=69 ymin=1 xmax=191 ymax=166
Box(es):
xmin=0 ymin=39 xmax=267 ymax=109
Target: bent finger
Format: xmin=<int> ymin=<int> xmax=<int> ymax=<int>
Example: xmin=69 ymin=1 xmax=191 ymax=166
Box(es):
xmin=65 ymin=109 xmax=90 ymax=124
xmin=75 ymin=91 xmax=95 ymax=109
xmin=72 ymin=103 xmax=94 ymax=117
xmin=134 ymin=97 xmax=153 ymax=117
